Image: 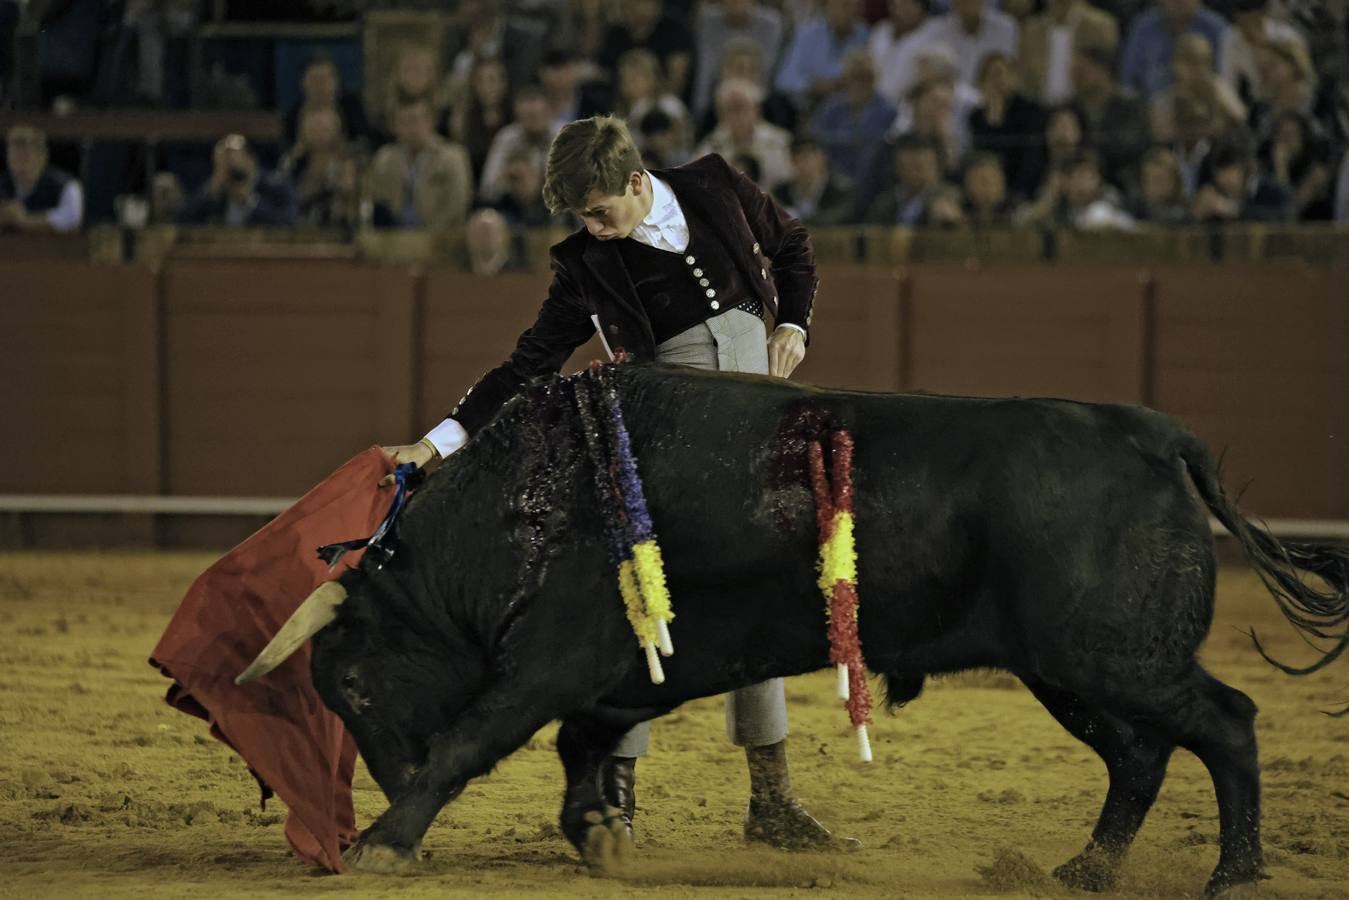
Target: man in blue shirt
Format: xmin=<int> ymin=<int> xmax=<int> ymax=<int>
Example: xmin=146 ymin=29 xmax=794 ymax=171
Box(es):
xmin=1120 ymin=0 xmax=1228 ymax=98
xmin=774 ymin=0 xmax=870 ymax=111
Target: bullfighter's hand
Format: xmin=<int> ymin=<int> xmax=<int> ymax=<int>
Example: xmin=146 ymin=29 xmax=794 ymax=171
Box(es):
xmin=378 ymin=441 xmax=438 ymax=486
xmin=767 ymin=326 xmax=806 ymax=379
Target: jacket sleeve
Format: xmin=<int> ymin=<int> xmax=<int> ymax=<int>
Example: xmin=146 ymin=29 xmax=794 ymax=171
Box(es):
xmin=713 ymin=152 xmax=819 ymax=335
xmin=447 ymin=245 xmax=597 ymax=435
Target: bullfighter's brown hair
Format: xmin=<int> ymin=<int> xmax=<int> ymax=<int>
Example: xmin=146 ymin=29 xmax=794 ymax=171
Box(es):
xmin=542 ymin=115 xmax=644 ymax=215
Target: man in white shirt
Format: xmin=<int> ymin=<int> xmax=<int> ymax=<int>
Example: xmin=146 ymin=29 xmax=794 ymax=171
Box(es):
xmin=0 ymin=125 xmax=83 ymax=233
xmin=1220 ymin=0 xmax=1307 ymax=104
xmin=869 ymin=0 xmax=937 ymax=106
xmin=381 ymin=115 xmax=855 ymax=852
xmin=920 ymin=0 xmax=1019 ymax=87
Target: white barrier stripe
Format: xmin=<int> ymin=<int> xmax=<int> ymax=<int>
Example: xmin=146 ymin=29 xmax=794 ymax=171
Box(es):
xmin=0 ymin=495 xmax=294 ymax=515
xmin=1206 ymin=517 xmax=1349 ymax=540
xmin=0 ymin=498 xmax=1347 ymax=539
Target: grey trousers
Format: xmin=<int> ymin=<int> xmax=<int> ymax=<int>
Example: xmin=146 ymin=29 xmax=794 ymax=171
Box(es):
xmin=611 ymin=309 xmax=789 ymax=757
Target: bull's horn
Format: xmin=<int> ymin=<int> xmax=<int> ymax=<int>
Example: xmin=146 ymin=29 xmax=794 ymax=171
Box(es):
xmin=235 ymin=581 xmax=347 ymax=685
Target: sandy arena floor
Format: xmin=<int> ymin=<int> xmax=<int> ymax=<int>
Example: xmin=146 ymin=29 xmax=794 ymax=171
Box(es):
xmin=1 ymin=551 xmax=1347 ymax=899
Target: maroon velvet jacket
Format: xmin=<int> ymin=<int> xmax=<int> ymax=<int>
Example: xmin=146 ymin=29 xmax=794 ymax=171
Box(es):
xmin=449 ymin=153 xmax=818 ymax=434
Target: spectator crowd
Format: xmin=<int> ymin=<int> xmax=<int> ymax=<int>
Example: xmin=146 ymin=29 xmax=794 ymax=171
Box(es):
xmin=4 ymin=0 xmax=1349 ymax=261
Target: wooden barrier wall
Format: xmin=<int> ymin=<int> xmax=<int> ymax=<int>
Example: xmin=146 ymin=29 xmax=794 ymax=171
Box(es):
xmin=0 ymin=259 xmax=1344 ymax=547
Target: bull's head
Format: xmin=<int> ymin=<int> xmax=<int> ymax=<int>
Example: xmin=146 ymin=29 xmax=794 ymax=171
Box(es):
xmin=236 ymin=575 xmax=485 ymax=800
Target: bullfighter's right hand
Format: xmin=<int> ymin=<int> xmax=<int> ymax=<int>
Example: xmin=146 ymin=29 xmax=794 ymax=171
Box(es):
xmin=378 ymin=440 xmax=438 ymax=486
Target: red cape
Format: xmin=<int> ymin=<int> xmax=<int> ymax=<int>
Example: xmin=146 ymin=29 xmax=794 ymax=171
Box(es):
xmin=150 ymin=448 xmax=395 ymax=872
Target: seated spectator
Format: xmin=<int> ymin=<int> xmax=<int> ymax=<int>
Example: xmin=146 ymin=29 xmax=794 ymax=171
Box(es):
xmin=920 ymin=0 xmax=1019 ymax=88
xmin=176 ymin=134 xmax=295 ymax=227
xmin=1191 ymin=138 xmax=1292 ymax=222
xmin=1018 ymin=148 xmax=1136 ymax=229
xmin=639 ymin=108 xmax=690 ymax=169
xmin=1070 ymin=42 xmax=1149 ymax=188
xmin=1148 ymin=33 xmax=1246 ymax=144
xmin=491 ymin=148 xmax=557 ymax=227
xmin=552 ymin=0 xmax=612 ymax=82
xmin=464 ymin=207 xmax=529 ymax=275
xmin=693 ymin=0 xmax=785 ymax=123
xmin=809 ymin=49 xmax=897 ymax=178
xmin=445 ymin=0 xmax=547 ymax=96
xmin=279 ymin=107 xmax=351 ymax=224
xmin=1248 ymin=38 xmax=1317 ymax=139
xmin=616 ymin=49 xmax=691 ymax=158
xmin=961 ymin=151 xmax=1015 ymax=225
xmin=1220 ymin=0 xmax=1307 ymax=107
xmin=869 ymin=0 xmax=937 ymax=107
xmin=283 ymin=52 xmax=372 ymax=150
xmin=695 ymin=38 xmax=798 ymax=139
xmin=1259 ymin=111 xmax=1333 ymax=220
xmin=774 ymin=0 xmax=871 ymax=112
xmin=597 ymin=0 xmax=694 ymax=100
xmin=774 ymin=137 xmax=857 ymax=225
xmin=960 ymin=152 xmax=1015 ymax=226
xmin=1334 ymin=150 xmax=1349 ymax=224
xmin=967 ymin=51 xmax=1045 ymax=200
xmin=1320 ymin=75 xmax=1349 ymax=150
xmin=902 ymin=75 xmax=965 ymax=176
xmin=384 ymin=45 xmax=451 ymax=136
xmin=539 ymin=50 xmax=585 ymax=132
xmin=308 ymin=153 xmax=363 ymax=234
xmin=0 ymin=125 xmax=83 ymax=233
xmin=887 ymin=44 xmax=980 ymax=164
xmin=478 ymin=87 xmax=559 ymax=204
xmin=1128 ymin=146 xmax=1190 ymax=222
xmin=452 ymin=57 xmax=514 ymax=179
xmin=148 ymin=171 xmax=184 ymax=225
xmin=695 ymin=78 xmax=794 ymax=191
xmin=1019 ymin=103 xmax=1088 ymax=200
xmin=1171 ymin=93 xmax=1226 ymax=193
xmin=369 ymin=96 xmax=473 ymax=229
xmin=863 ymin=133 xmax=964 ymax=226
xmin=1119 ymin=0 xmax=1228 ymax=98
xmin=1018 ymin=0 xmax=1119 ymax=103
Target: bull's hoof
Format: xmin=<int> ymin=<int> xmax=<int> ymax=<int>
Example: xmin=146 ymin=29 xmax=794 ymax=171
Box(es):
xmin=342 ymin=839 xmax=424 ymax=875
xmin=1205 ymin=863 xmax=1268 ymax=898
xmin=580 ymin=808 xmax=634 ymax=875
xmin=1052 ymin=847 xmax=1120 ymax=892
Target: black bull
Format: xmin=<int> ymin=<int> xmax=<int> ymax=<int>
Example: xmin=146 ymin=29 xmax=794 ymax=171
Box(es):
xmin=248 ymin=363 xmax=1348 ymax=896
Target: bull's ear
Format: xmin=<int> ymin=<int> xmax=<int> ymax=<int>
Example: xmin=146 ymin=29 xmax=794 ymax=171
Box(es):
xmin=235 ymin=581 xmax=348 ymax=684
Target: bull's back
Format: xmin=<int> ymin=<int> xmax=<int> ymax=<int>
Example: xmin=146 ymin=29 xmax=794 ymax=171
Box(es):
xmin=619 ymin=367 xmax=1215 ymax=679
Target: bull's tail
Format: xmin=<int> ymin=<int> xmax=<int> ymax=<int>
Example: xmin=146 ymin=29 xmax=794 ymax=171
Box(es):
xmin=1177 ymin=434 xmax=1349 ymax=675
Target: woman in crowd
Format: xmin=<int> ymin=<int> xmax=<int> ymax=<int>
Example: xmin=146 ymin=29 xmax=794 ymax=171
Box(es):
xmin=452 ymin=57 xmax=514 ymax=180
xmin=1128 ymin=147 xmax=1189 ymax=224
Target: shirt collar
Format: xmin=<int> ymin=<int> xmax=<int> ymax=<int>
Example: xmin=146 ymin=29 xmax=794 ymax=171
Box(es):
xmin=640 ymin=171 xmax=680 ymax=230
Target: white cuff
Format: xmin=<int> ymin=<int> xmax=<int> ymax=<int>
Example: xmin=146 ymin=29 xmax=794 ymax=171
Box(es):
xmin=775 ymin=323 xmax=807 ymax=337
xmin=423 ymin=418 xmax=469 ymax=458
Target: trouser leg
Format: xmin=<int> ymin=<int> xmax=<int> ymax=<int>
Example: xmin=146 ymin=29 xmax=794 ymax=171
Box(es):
xmin=725 ymin=677 xmax=789 ymax=747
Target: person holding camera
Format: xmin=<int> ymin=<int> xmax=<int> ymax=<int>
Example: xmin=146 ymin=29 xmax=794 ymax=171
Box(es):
xmin=177 ymin=134 xmax=297 ymax=227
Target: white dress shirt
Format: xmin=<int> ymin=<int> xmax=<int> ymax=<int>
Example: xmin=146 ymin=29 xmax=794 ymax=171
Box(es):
xmin=424 ymin=170 xmax=803 ymax=457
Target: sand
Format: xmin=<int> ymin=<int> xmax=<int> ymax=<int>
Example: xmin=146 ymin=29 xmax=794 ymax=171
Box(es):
xmin=1 ymin=551 xmax=1347 ymax=899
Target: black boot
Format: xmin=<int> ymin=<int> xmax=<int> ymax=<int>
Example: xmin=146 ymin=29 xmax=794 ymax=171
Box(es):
xmin=744 ymin=740 xmax=861 ymax=851
xmin=601 ymin=755 xmax=637 ymax=839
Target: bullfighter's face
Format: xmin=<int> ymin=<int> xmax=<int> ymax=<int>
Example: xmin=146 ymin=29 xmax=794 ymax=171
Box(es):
xmin=578 ymin=171 xmax=650 ymax=241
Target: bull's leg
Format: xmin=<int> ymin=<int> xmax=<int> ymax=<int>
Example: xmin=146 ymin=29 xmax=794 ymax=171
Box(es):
xmin=557 ymin=710 xmax=664 ymax=869
xmin=1141 ymin=668 xmax=1264 ymax=898
xmin=344 ymin=685 xmax=571 ymax=872
xmin=1025 ymin=680 xmax=1173 ymax=892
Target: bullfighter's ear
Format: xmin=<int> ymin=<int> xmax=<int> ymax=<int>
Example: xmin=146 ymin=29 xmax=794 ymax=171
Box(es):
xmin=235 ymin=581 xmax=348 ymax=684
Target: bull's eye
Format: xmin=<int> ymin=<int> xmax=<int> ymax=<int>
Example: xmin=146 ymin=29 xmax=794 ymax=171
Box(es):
xmin=341 ymin=671 xmax=359 ymax=688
